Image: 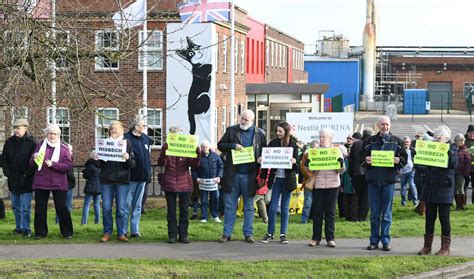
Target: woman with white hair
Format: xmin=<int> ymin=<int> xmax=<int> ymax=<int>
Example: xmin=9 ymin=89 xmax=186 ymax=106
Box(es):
xmin=192 ymin=140 xmax=223 ymax=223
xmin=306 ymin=128 xmax=345 ymax=248
xmin=30 ymin=124 xmax=73 ymax=239
xmin=418 ymin=126 xmax=457 ymax=256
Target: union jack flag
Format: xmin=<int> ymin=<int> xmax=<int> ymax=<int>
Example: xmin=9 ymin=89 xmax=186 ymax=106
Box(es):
xmin=178 ymin=0 xmax=231 ymax=24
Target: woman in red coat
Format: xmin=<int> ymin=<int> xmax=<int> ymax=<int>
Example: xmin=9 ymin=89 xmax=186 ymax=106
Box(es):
xmin=158 ymin=127 xmax=200 ymax=244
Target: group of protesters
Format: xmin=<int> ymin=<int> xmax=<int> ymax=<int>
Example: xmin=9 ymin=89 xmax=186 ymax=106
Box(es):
xmin=0 ymin=110 xmax=473 ymax=257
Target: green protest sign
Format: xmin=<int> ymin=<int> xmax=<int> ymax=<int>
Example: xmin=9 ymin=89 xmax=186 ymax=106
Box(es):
xmin=371 ymin=150 xmax=394 ymax=167
xmin=414 ymin=140 xmax=449 ymax=168
xmin=165 ymin=133 xmax=199 ymax=158
xmin=34 ymin=151 xmax=45 ymax=167
xmin=231 ymin=147 xmax=255 ymax=165
xmin=468 ymin=147 xmax=474 ymax=165
xmin=308 ymin=147 xmax=341 ymax=170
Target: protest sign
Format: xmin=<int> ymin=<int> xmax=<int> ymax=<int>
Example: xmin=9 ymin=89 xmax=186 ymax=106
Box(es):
xmin=371 ymin=150 xmax=394 ymax=167
xmin=165 ymin=133 xmax=199 ymax=158
xmin=286 ymin=112 xmax=353 ymax=143
xmin=261 ymin=147 xmax=293 ymax=169
xmin=414 ymin=140 xmax=449 ymax=168
xmin=308 ymin=147 xmax=341 ymax=170
xmin=96 ymin=138 xmax=127 ymax=162
xmin=231 ymin=147 xmax=255 ymax=165
xmin=34 ymin=151 xmax=45 ymax=167
xmin=198 ymin=178 xmax=218 ymax=191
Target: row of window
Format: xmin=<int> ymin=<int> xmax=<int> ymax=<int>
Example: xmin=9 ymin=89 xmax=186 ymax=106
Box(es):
xmin=293 ymin=49 xmax=304 ymax=71
xmin=11 ymin=107 xmax=163 ymax=147
xmin=95 ymin=30 xmax=163 ymax=71
xmin=265 ymin=39 xmax=288 ymax=69
xmin=217 ymin=34 xmax=245 ymax=74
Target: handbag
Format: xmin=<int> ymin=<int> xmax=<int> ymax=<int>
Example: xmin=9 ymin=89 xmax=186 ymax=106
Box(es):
xmin=158 ymin=173 xmax=165 ymax=186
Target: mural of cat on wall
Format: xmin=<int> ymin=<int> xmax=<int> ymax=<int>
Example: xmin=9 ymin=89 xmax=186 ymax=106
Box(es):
xmin=176 ymin=36 xmax=212 ymax=135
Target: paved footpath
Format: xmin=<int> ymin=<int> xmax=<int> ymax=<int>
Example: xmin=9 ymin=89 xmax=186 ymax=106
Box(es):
xmin=1 ymin=237 xmax=474 ymax=260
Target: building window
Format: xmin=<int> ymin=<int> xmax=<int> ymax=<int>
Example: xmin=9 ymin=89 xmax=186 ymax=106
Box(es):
xmin=222 ymin=106 xmax=227 ymax=134
xmin=223 ymin=35 xmax=227 ymax=73
xmin=140 ymin=108 xmax=162 ymax=147
xmin=3 ymin=31 xmax=27 ymax=58
xmin=11 ymin=107 xmax=28 ymax=124
xmin=18 ymin=0 xmax=37 ymax=12
xmin=47 ymin=107 xmax=70 ymax=143
xmin=266 ymin=40 xmax=269 ymax=67
xmin=234 ymin=39 xmax=239 ymax=74
xmin=240 ymin=40 xmax=245 ymax=74
xmin=138 ymin=30 xmax=163 ymax=71
xmin=96 ymin=108 xmax=119 ymax=139
xmin=256 ymin=41 xmax=260 ymax=74
xmin=55 ymin=31 xmax=70 ymax=69
xmin=95 ymin=31 xmax=119 ymax=70
xmin=271 ymin=41 xmax=274 ymax=67
xmin=215 ymin=32 xmax=219 ymax=72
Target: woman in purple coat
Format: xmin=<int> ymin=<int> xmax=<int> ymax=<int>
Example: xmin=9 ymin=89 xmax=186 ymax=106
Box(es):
xmin=30 ymin=124 xmax=73 ymax=239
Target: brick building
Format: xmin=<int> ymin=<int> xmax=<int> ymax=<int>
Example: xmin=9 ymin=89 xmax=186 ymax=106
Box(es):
xmin=378 ymin=47 xmax=474 ymax=112
xmin=1 ymin=0 xmax=315 ymax=163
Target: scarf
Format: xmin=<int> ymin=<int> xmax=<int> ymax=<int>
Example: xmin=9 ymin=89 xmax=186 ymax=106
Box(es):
xmin=37 ymin=139 xmax=61 ymax=171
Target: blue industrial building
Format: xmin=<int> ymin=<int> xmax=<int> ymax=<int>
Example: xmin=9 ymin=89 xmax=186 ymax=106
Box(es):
xmin=304 ymin=56 xmax=361 ymax=111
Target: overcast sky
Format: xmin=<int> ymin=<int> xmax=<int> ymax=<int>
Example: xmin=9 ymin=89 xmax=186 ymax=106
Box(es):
xmin=234 ymin=0 xmax=474 ymax=52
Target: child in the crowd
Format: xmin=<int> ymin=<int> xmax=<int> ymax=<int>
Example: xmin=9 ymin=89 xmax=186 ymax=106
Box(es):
xmin=254 ymin=169 xmax=270 ymax=224
xmin=81 ymin=150 xmax=102 ymax=225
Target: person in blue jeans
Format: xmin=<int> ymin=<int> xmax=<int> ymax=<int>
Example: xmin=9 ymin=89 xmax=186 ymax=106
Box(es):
xmin=217 ymin=110 xmax=267 ymax=244
xmin=93 ymin=121 xmax=135 ymax=243
xmin=363 ymin=116 xmax=406 ymax=252
xmin=260 ymin=122 xmax=299 ymax=244
xmin=81 ymin=151 xmax=102 ymax=225
xmin=1 ymin=118 xmax=37 ymax=238
xmin=124 ymin=115 xmax=151 ymax=238
xmin=192 ymin=140 xmax=223 ymax=223
xmin=300 ymin=141 xmax=318 ymax=224
xmin=399 ymin=136 xmax=418 ymax=207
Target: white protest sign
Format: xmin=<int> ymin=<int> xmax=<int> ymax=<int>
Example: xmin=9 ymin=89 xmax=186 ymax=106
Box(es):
xmin=286 ymin=112 xmax=354 ymax=144
xmin=198 ymin=178 xmax=218 ymax=191
xmin=261 ymin=147 xmax=293 ymax=169
xmin=96 ymin=138 xmax=127 ymax=162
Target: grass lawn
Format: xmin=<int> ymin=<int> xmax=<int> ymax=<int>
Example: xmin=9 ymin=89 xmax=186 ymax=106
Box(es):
xmin=0 ymin=195 xmax=473 ymax=243
xmin=0 ymin=256 xmax=471 ymax=278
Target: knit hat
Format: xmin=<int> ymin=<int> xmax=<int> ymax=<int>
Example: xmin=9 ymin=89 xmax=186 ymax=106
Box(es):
xmin=467 ymin=124 xmax=474 ymax=133
xmin=352 ymin=132 xmax=362 ymax=140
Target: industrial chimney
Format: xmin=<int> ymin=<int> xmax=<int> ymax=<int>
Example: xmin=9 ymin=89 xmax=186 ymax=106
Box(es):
xmin=362 ymin=0 xmax=376 ymax=110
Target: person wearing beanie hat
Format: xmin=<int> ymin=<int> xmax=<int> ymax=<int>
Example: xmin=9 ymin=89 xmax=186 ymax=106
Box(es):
xmin=352 ymin=132 xmax=362 ymax=140
xmin=0 ymin=118 xmax=36 ymax=237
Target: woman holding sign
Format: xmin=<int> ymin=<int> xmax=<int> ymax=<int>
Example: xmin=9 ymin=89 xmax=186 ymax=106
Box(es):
xmin=30 ymin=124 xmax=73 ymax=239
xmin=418 ymin=126 xmax=457 ymax=256
xmin=260 ymin=122 xmax=299 ymax=244
xmin=94 ymin=121 xmax=135 ymax=243
xmin=158 ymin=126 xmax=201 ymax=244
xmin=306 ymin=128 xmax=345 ymax=248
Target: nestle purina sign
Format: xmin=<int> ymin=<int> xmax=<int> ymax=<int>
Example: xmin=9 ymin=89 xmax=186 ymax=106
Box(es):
xmin=286 ymin=112 xmax=354 ymax=144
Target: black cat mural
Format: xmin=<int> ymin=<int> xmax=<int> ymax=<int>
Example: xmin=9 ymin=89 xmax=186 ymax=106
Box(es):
xmin=176 ymin=36 xmax=212 ymax=135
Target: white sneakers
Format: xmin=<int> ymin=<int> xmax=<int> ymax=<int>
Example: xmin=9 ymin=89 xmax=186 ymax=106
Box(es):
xmin=200 ymin=217 xmax=221 ymax=223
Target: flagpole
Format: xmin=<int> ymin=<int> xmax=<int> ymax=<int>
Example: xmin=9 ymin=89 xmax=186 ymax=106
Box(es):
xmin=51 ymin=0 xmax=57 ymax=124
xmin=142 ymin=0 xmax=148 ymax=133
xmin=229 ymin=0 xmax=235 ymax=125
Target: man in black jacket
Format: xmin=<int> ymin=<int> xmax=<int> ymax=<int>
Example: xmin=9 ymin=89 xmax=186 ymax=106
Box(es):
xmin=217 ymin=110 xmax=267 ymax=243
xmin=1 ymin=119 xmax=37 ymax=237
xmin=348 ymin=128 xmax=374 ymax=222
xmin=363 ymin=116 xmax=407 ymax=252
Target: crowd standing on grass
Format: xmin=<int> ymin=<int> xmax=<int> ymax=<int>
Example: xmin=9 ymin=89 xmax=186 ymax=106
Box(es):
xmin=1 ymin=111 xmax=474 ymax=257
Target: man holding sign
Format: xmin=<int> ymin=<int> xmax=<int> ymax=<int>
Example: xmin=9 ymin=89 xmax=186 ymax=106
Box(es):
xmin=363 ymin=116 xmax=406 ymax=252
xmin=217 ymin=110 xmax=267 ymax=244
